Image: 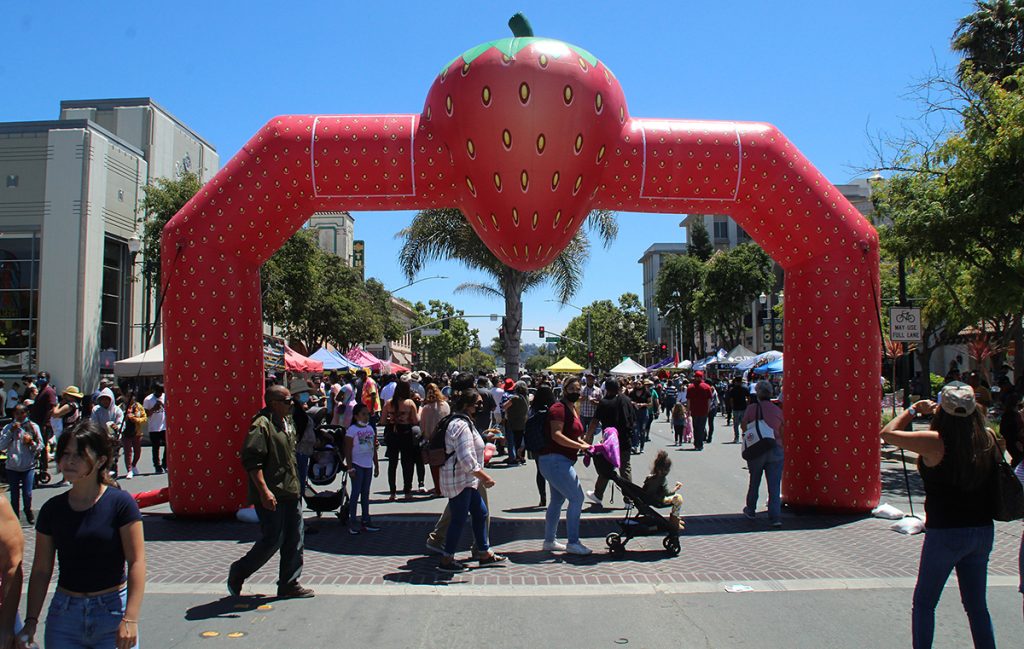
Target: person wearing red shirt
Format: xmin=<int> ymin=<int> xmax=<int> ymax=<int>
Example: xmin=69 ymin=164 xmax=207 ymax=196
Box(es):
xmin=686 ymin=371 xmax=715 ymax=451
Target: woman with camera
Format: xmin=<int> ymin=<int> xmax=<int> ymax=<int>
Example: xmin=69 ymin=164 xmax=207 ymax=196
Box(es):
xmin=881 ymin=381 xmax=1000 ymax=649
xmin=0 ymin=405 xmax=44 ymax=524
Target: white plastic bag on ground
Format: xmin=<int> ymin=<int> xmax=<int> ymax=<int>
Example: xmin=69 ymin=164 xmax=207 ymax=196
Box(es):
xmin=890 ymin=516 xmax=925 ymax=535
xmin=872 ymin=503 xmax=905 ymax=520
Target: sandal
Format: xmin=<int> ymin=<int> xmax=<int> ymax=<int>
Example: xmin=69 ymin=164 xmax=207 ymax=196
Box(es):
xmin=477 ymin=553 xmax=507 ymax=566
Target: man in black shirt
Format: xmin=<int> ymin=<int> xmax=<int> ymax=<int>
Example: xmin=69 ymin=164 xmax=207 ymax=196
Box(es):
xmin=727 ymin=377 xmax=749 ymax=443
xmin=585 ymin=379 xmax=635 ymax=507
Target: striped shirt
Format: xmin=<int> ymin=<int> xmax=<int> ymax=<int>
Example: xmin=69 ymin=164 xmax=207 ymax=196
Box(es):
xmin=440 ymin=417 xmax=484 ymax=498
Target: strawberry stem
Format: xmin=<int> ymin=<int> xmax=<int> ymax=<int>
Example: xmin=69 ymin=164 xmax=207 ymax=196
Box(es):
xmin=508 ymin=13 xmax=534 ymax=38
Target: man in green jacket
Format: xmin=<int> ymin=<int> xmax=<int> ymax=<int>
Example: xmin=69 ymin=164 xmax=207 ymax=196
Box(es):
xmin=228 ymin=385 xmax=314 ymax=599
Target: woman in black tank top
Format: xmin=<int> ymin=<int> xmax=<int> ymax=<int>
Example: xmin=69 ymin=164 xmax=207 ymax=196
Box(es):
xmin=881 ymin=381 xmax=999 ymax=649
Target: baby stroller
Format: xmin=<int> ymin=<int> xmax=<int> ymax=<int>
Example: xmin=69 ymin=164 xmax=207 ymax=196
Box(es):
xmin=304 ymin=425 xmax=348 ymax=518
xmin=591 ymin=453 xmax=681 ymax=557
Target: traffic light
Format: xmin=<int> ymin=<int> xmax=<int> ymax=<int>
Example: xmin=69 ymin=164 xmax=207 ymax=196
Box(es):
xmin=587 ymin=351 xmax=595 ymax=362
xmin=660 ymin=343 xmax=667 ymax=354
xmin=538 ymin=326 xmax=545 ymax=339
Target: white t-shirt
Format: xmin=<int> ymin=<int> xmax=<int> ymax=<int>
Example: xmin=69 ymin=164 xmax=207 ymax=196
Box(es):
xmin=143 ymin=393 xmax=166 ymax=432
xmin=5 ymin=389 xmax=16 ymax=407
xmin=346 ymin=423 xmax=376 ymax=469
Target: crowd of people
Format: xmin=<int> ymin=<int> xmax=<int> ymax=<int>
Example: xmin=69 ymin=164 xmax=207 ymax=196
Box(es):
xmin=0 ymin=360 xmax=1018 ymax=647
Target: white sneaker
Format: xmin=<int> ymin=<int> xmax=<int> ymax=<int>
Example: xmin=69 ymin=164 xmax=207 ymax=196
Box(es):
xmin=585 ymin=490 xmax=603 ymax=506
xmin=565 ymin=542 xmax=593 ymax=556
xmin=125 ymin=470 xmax=134 ymax=479
xmin=542 ymin=540 xmax=567 ymax=552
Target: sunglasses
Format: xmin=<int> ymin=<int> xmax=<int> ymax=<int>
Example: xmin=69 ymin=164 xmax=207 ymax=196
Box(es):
xmin=272 ymin=397 xmax=294 ymax=404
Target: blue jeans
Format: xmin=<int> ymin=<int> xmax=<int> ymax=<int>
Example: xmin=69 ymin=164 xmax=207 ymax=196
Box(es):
xmin=632 ymin=409 xmax=649 ymax=451
xmin=348 ymin=465 xmax=373 ymax=526
xmin=444 ymin=487 xmax=489 ymax=558
xmin=745 ymin=445 xmax=784 ymax=522
xmin=538 ymin=453 xmax=584 ymax=544
xmin=912 ymin=525 xmax=995 ymax=649
xmin=692 ymin=415 xmax=708 ymax=450
xmin=295 ymin=453 xmax=310 ymax=490
xmin=6 ymin=467 xmax=34 ymax=517
xmin=229 ymin=497 xmax=304 ymax=588
xmin=732 ymin=410 xmax=746 ymax=441
xmin=45 ymin=587 xmax=136 ymax=649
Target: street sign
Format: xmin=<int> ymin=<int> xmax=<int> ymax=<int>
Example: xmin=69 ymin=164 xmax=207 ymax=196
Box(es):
xmin=889 ymin=307 xmax=922 ymax=342
xmin=420 ymin=328 xmax=441 ymax=337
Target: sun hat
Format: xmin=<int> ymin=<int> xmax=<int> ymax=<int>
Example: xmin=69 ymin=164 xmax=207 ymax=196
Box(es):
xmin=939 ymin=381 xmax=976 ymax=417
xmin=503 ymin=378 xmax=515 ymax=390
xmin=62 ymin=385 xmax=84 ymax=399
xmin=288 ymin=378 xmax=312 ymax=395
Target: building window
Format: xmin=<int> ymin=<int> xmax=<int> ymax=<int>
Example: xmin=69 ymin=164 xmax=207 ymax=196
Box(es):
xmin=5 ymin=175 xmax=16 ymax=188
xmin=0 ymin=232 xmax=40 ymax=373
xmin=713 ymin=219 xmax=729 ymax=241
xmin=737 ymin=226 xmax=751 ymax=240
xmin=117 ymin=188 xmax=125 ymax=202
xmin=100 ymin=237 xmax=130 ymax=366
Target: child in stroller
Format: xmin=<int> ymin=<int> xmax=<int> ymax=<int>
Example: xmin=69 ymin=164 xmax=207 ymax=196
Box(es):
xmin=592 ymin=449 xmax=682 ymax=557
xmin=304 ymin=425 xmax=348 ymax=518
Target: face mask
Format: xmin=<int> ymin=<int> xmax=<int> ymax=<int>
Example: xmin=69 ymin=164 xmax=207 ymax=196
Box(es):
xmin=296 ymin=393 xmax=310 ymax=405
xmin=564 ymin=391 xmax=581 ymax=403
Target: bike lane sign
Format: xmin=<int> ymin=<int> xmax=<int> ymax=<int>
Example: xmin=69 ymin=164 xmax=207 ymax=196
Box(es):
xmin=889 ymin=307 xmax=922 ymax=342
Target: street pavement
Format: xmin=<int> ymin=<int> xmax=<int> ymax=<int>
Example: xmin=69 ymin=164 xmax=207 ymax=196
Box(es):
xmin=17 ymin=413 xmax=1024 ymax=648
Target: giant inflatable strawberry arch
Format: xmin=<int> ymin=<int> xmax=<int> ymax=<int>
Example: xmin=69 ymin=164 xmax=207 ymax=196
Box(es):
xmin=162 ymin=15 xmax=880 ymax=515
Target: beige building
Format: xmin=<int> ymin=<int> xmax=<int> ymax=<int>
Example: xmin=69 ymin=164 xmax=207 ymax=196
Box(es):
xmin=309 ymin=211 xmax=356 ymax=263
xmin=0 ymin=98 xmax=218 ymax=389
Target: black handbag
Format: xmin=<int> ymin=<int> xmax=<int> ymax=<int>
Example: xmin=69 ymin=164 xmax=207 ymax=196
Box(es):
xmin=991 ymin=444 xmax=1024 ymax=521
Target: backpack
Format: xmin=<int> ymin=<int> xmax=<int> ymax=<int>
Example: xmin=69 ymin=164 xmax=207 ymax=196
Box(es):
xmin=422 ymin=412 xmax=472 ymax=467
xmin=523 ymin=405 xmax=551 ymax=453
xmin=523 ymin=402 xmax=573 ymax=453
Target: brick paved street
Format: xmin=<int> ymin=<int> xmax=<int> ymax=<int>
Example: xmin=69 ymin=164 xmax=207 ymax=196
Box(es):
xmin=18 ymin=415 xmax=1022 ymax=591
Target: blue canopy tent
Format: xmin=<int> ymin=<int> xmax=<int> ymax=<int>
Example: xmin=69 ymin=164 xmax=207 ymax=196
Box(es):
xmin=735 ymin=350 xmax=783 ymax=372
xmin=752 ymin=357 xmax=784 ymax=375
xmin=647 ymin=357 xmax=673 ymax=371
xmin=310 ymin=347 xmax=360 ymax=371
xmin=690 ymin=355 xmax=716 ymax=371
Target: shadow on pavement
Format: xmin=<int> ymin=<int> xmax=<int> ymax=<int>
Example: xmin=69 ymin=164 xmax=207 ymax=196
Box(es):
xmin=184 ymin=595 xmax=273 ymax=621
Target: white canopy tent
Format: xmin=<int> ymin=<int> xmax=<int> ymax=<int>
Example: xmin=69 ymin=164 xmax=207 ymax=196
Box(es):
xmin=113 ymin=344 xmax=164 ymax=377
xmin=609 ymin=357 xmax=648 ymax=376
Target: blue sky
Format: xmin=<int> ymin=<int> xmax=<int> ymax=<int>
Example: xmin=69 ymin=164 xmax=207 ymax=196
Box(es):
xmin=2 ymin=1 xmax=972 ymax=347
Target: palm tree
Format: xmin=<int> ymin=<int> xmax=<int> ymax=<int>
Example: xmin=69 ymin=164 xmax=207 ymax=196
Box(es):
xmin=397 ymin=208 xmax=616 ymax=376
xmin=952 ymin=0 xmax=1024 ymax=85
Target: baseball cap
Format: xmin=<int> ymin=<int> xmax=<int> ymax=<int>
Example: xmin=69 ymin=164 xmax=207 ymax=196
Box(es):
xmin=939 ymin=381 xmax=976 ymax=417
xmin=694 ymin=370 xmax=704 ymax=379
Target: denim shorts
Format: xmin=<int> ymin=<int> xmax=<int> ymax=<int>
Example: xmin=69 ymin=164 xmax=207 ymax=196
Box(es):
xmin=45 ymin=587 xmax=137 ymax=649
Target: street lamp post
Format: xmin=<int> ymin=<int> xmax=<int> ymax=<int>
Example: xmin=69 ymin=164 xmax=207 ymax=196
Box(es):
xmin=759 ymin=291 xmax=780 ymax=352
xmin=384 ymin=275 xmax=448 ymax=362
xmin=546 ymin=299 xmax=591 ymax=370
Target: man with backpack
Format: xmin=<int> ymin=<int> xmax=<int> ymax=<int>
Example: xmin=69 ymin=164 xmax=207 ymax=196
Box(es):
xmin=585 ymin=379 xmax=635 ymax=508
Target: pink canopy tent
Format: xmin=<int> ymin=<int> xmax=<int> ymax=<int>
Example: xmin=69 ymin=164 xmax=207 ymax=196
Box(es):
xmin=346 ymin=348 xmax=408 ymax=374
xmin=284 ymin=345 xmax=323 ymax=373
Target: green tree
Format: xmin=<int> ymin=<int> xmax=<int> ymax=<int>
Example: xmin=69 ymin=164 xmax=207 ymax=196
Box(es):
xmin=524 ymin=352 xmax=557 ymax=373
xmin=261 ymin=229 xmax=400 ymax=352
xmin=695 ymin=245 xmax=775 ymax=349
xmin=687 ymin=219 xmax=714 ymax=261
xmin=139 ymin=172 xmax=202 ymax=290
xmin=410 ymin=300 xmax=472 ymax=374
xmin=452 ymin=348 xmax=497 ymax=373
xmin=555 ymin=294 xmax=647 ymax=370
xmin=397 ymin=208 xmax=617 ymax=377
xmin=654 ymin=254 xmax=705 ymax=359
xmin=953 ymin=0 xmax=1024 ymax=86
